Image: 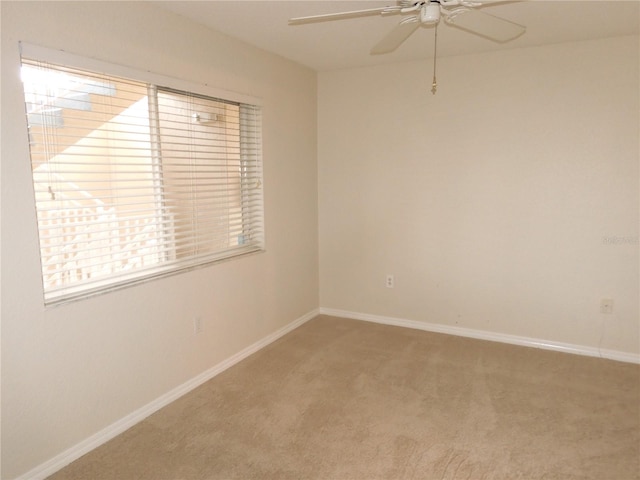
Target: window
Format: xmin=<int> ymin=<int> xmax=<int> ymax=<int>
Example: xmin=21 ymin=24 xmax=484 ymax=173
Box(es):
xmin=20 ymin=47 xmax=264 ymax=305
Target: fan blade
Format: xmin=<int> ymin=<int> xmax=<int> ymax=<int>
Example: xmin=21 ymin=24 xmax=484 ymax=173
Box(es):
xmin=289 ymin=6 xmax=400 ymax=25
xmin=445 ymin=8 xmax=525 ymax=42
xmin=371 ymin=17 xmax=420 ymax=55
xmin=455 ymin=0 xmax=525 ymax=6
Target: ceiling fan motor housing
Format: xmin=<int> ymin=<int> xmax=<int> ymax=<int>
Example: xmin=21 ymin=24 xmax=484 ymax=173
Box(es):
xmin=421 ymin=1 xmax=441 ymax=24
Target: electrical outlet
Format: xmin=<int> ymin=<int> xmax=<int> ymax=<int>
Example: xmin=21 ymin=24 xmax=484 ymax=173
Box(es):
xmin=386 ymin=274 xmax=395 ymax=288
xmin=600 ymin=299 xmax=614 ymax=314
xmin=194 ymin=316 xmax=203 ymax=334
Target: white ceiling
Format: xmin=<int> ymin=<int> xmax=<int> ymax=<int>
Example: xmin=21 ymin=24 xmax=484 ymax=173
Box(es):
xmin=156 ymin=1 xmax=640 ymax=71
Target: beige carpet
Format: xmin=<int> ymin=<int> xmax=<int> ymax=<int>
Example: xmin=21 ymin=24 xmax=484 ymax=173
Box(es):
xmin=49 ymin=315 xmax=640 ymax=480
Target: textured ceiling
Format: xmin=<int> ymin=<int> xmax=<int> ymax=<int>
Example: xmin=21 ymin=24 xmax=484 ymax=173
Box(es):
xmin=156 ymin=1 xmax=640 ymax=71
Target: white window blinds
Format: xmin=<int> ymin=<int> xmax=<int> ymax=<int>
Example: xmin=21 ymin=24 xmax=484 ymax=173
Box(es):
xmin=21 ymin=56 xmax=264 ymax=305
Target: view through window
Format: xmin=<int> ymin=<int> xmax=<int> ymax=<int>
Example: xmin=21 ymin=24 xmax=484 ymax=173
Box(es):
xmin=21 ymin=57 xmax=264 ymax=304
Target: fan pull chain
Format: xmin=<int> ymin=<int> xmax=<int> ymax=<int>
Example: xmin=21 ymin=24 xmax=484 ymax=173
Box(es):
xmin=431 ymin=23 xmax=438 ymax=95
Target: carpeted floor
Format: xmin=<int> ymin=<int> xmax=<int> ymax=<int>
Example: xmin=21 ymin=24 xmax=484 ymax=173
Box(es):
xmin=48 ymin=315 xmax=640 ymax=480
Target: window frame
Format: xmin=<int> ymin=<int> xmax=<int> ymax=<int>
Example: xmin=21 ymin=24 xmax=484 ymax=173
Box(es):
xmin=19 ymin=43 xmax=266 ymax=306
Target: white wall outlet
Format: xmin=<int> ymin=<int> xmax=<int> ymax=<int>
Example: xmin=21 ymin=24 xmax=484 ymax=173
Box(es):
xmin=600 ymin=299 xmax=614 ymax=314
xmin=385 ymin=274 xmax=395 ymax=288
xmin=194 ymin=316 xmax=203 ymax=334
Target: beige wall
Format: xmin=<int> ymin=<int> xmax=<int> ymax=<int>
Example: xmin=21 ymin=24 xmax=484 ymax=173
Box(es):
xmin=319 ymin=35 xmax=639 ymax=355
xmin=1 ymin=2 xmax=318 ymax=478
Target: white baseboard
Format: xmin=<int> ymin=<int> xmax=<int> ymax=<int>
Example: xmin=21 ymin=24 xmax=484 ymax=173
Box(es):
xmin=16 ymin=308 xmax=320 ymax=480
xmin=319 ymin=307 xmax=640 ymax=365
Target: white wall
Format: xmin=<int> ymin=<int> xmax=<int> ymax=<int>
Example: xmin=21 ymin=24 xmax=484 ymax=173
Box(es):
xmin=319 ymin=35 xmax=639 ymax=355
xmin=1 ymin=2 xmax=318 ymax=478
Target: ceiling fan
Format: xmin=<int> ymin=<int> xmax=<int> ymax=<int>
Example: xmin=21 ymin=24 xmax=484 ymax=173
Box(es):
xmin=289 ymin=0 xmax=526 ymax=93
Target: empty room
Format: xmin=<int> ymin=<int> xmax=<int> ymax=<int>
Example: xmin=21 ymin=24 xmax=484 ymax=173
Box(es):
xmin=1 ymin=1 xmax=638 ymax=479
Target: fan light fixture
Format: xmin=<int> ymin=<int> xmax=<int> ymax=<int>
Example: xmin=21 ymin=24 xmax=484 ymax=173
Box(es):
xmin=421 ymin=1 xmax=441 ymax=24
